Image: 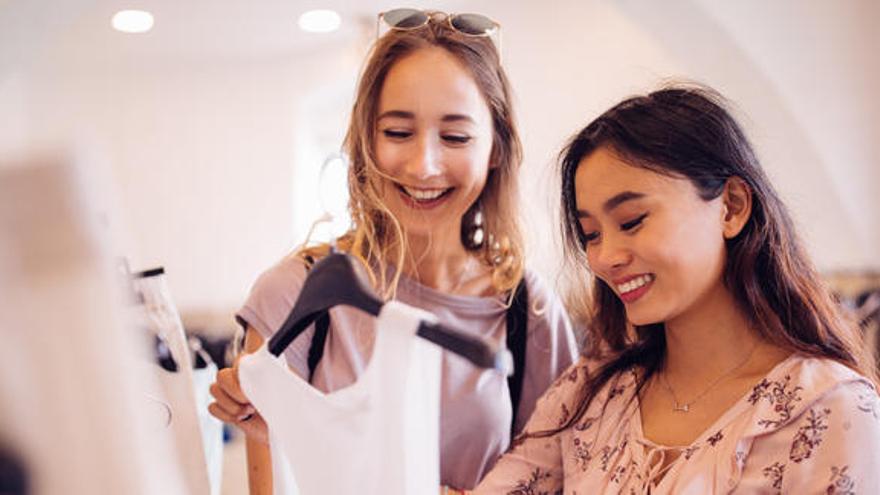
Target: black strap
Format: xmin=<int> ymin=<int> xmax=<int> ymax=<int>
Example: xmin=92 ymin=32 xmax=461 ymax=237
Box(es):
xmin=306 ymin=312 xmax=330 ymax=382
xmin=303 ymin=255 xmax=331 ymax=383
xmin=506 ymin=279 xmax=529 ymax=437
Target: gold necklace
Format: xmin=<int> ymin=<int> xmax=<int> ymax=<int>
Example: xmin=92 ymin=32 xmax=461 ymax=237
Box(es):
xmin=659 ymin=343 xmax=759 ymax=413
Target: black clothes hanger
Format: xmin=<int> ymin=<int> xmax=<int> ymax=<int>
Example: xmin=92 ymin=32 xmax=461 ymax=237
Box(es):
xmin=155 ymin=334 xmax=179 ymax=373
xmin=189 ymin=336 xmax=211 ymax=370
xmin=124 ymin=263 xmax=179 ymax=372
xmin=267 ymin=249 xmax=511 ymax=372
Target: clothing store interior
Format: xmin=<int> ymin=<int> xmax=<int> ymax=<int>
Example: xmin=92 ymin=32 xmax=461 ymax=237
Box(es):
xmin=2 ymin=1 xmax=878 ymax=494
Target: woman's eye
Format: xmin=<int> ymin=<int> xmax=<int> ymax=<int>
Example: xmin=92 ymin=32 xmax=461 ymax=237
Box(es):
xmin=382 ymin=129 xmax=412 ymax=139
xmin=621 ymin=213 xmax=648 ymax=231
xmin=582 ymin=231 xmax=600 ymax=246
xmin=442 ymin=134 xmax=471 ymax=145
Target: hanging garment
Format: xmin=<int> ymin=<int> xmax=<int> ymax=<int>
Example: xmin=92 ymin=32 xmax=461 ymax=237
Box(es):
xmin=0 ymin=156 xmax=188 ymax=494
xmin=191 ymin=342 xmax=224 ymax=495
xmin=239 ymin=300 xmax=443 ymax=495
xmin=133 ymin=269 xmax=223 ymax=495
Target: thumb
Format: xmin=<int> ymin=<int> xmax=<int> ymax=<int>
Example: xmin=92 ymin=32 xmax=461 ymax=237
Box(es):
xmin=219 ymin=362 xmax=251 ymax=405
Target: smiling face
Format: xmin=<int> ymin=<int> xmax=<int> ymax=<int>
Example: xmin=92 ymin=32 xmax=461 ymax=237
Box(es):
xmin=373 ymin=46 xmax=494 ymax=245
xmin=574 ymin=146 xmax=729 ymax=326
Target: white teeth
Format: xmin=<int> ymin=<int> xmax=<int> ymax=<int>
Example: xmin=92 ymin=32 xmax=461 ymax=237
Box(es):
xmin=617 ymin=274 xmax=654 ymax=294
xmin=401 ymin=186 xmax=448 ymax=201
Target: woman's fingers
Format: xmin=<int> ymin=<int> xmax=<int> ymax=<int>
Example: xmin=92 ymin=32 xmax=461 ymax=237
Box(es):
xmin=207 ymin=402 xmax=269 ymax=445
xmin=207 ymin=401 xmax=240 ymax=424
xmin=216 ymin=365 xmax=252 ymax=404
xmin=209 ymin=382 xmax=254 ymax=420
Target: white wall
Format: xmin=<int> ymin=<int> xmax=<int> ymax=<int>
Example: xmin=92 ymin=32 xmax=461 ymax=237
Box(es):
xmin=497 ymin=0 xmax=879 ymax=278
xmin=19 ymin=51 xmax=361 ymax=312
xmin=3 ymin=0 xmax=877 ymax=327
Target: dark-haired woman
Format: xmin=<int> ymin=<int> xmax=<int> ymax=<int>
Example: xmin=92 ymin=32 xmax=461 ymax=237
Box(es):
xmin=473 ymin=86 xmax=880 ymax=494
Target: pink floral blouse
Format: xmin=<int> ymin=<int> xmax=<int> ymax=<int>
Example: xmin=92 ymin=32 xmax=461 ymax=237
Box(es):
xmin=474 ymin=354 xmax=880 ymax=494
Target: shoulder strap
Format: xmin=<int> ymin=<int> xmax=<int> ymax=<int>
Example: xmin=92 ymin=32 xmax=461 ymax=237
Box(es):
xmin=506 ymin=278 xmax=529 ymax=437
xmin=303 ymin=255 xmax=331 ymax=383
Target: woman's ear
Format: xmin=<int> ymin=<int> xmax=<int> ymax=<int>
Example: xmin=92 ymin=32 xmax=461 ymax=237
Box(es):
xmin=721 ymin=176 xmax=752 ymax=239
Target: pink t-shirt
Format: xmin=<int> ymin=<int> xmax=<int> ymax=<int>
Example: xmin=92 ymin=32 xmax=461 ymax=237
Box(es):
xmin=475 ymin=354 xmax=880 ymax=494
xmin=237 ymin=255 xmax=578 ymax=489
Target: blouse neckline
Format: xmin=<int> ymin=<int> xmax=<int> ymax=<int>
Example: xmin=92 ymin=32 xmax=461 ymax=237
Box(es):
xmin=630 ymin=353 xmax=801 ymax=450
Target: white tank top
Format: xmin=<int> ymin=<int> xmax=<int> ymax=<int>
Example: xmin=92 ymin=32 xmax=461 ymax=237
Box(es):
xmin=239 ymin=300 xmax=443 ymax=495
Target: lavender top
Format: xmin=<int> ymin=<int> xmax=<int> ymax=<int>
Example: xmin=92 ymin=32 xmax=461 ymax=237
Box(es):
xmin=237 ymin=255 xmax=578 ymax=489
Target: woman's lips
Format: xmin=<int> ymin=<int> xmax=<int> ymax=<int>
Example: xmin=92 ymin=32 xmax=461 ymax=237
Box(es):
xmin=615 ymin=273 xmax=655 ymax=304
xmin=396 ymin=184 xmax=454 ymax=210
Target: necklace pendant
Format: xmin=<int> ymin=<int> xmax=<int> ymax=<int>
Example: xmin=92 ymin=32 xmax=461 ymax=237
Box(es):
xmin=673 ymin=404 xmax=690 ymax=413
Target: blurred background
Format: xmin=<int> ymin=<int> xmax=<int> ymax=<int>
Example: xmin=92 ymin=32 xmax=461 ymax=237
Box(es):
xmin=2 ymin=1 xmax=879 ymax=493
xmin=3 ymin=0 xmax=879 ymax=325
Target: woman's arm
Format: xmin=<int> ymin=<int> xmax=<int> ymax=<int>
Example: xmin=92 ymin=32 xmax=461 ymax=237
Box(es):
xmin=471 ymin=361 xmax=587 ymax=494
xmin=241 ymin=328 xmax=273 ymax=495
xmin=208 ymin=327 xmax=273 ymax=494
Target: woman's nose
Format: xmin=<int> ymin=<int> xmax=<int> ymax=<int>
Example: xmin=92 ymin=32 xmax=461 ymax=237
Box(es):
xmin=589 ymin=233 xmax=632 ymax=274
xmin=403 ymin=136 xmax=442 ymax=179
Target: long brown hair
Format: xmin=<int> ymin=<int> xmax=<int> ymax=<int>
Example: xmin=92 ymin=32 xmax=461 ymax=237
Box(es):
xmin=552 ymin=84 xmax=877 ymax=435
xmin=302 ymin=16 xmax=524 ymax=297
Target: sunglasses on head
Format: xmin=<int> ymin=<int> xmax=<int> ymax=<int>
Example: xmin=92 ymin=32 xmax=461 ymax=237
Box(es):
xmin=377 ymin=8 xmax=502 ymax=58
xmin=379 ymin=8 xmax=500 ymax=36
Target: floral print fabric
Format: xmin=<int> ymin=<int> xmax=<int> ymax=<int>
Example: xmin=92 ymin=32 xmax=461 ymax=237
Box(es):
xmin=474 ymin=354 xmax=880 ymax=494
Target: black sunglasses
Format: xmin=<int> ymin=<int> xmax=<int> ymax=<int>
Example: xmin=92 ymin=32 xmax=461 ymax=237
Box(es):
xmin=378 ymin=8 xmax=500 ymax=37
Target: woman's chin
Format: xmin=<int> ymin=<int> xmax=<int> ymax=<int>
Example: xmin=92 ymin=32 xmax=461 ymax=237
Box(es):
xmin=625 ymin=311 xmax=665 ymax=328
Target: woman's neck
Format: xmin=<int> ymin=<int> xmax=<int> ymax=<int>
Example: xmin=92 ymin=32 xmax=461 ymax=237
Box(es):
xmin=661 ymin=283 xmax=765 ymax=383
xmin=402 ymin=232 xmax=491 ymax=295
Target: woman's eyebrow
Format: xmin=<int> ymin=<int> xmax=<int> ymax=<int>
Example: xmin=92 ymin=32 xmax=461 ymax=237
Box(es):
xmin=377 ymin=110 xmax=414 ymax=121
xmin=377 ymin=111 xmax=475 ymax=124
xmin=441 ymin=114 xmax=475 ymax=123
xmin=577 ymin=191 xmax=646 ymax=218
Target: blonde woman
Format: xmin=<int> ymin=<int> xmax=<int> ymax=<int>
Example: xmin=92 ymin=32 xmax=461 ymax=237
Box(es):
xmin=208 ymin=9 xmax=577 ymax=493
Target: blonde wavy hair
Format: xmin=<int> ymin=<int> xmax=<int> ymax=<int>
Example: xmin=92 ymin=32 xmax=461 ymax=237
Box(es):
xmin=300 ymin=16 xmax=524 ymax=300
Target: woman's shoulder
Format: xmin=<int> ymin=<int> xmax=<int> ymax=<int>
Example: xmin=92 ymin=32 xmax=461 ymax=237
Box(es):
xmin=739 ymin=356 xmax=880 ymax=492
xmin=237 ymin=252 xmax=311 ymax=336
xmin=539 ymin=354 xmax=634 ymax=406
xmin=249 ymin=252 xmax=310 ymax=297
xmin=519 ymin=268 xmax=579 ymax=359
xmin=520 ymin=269 xmax=572 ymax=325
xmin=517 ymin=354 xmax=635 ymax=433
xmin=520 ymin=268 xmax=559 ymax=305
xmin=741 ymin=354 xmax=879 ymax=437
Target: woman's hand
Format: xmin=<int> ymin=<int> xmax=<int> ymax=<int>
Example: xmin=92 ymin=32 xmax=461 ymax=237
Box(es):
xmin=207 ymin=327 xmax=269 ymax=444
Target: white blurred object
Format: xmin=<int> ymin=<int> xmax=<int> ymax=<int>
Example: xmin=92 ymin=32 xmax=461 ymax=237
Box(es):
xmin=0 ymin=152 xmax=188 ymax=493
xmin=111 ymin=10 xmax=154 ymax=34
xmin=298 ymin=9 xmax=341 ymax=33
xmin=189 ymin=337 xmax=224 ymax=495
xmin=302 ymin=152 xmax=350 ymax=245
xmin=192 ymin=358 xmax=223 ymax=495
xmin=132 ymin=269 xmax=223 ymax=495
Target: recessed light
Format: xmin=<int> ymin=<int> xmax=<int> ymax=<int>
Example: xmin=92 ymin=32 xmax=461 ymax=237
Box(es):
xmin=298 ymin=9 xmax=341 ymax=33
xmin=112 ymin=10 xmax=154 ymax=34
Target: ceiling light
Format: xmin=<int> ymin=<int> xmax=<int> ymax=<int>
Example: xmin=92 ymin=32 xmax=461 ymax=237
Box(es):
xmin=112 ymin=10 xmax=154 ymax=34
xmin=298 ymin=9 xmax=341 ymax=33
